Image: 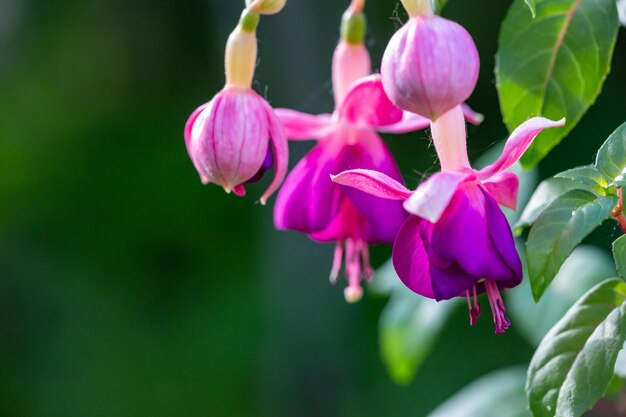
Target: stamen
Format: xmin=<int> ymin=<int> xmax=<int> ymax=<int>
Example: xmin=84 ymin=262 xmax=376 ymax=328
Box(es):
xmin=465 ymin=285 xmax=481 ymax=326
xmin=485 ymin=280 xmax=510 ymax=334
xmin=361 ymin=243 xmax=373 ymax=282
xmin=329 ymin=241 xmax=344 ymax=284
xmin=344 ymin=239 xmax=363 ymax=303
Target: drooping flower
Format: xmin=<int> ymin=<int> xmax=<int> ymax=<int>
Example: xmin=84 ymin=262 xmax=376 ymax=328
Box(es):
xmin=273 ymin=0 xmax=482 ymax=302
xmin=184 ymin=4 xmax=288 ymax=204
xmin=333 ymin=105 xmax=565 ymax=331
xmin=381 ymin=0 xmax=479 ymax=121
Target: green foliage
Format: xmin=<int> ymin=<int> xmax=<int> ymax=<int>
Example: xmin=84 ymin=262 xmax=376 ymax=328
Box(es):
xmin=373 ymin=261 xmax=455 ymax=385
xmin=613 ymin=235 xmax=626 ymax=279
xmin=526 ymin=190 xmax=616 ymax=300
xmin=527 ymin=279 xmax=626 ymax=417
xmin=524 ymin=0 xmax=536 ymax=16
xmin=433 ymin=0 xmax=449 ymax=13
xmin=555 ymin=165 xmax=609 ymax=195
xmin=428 ymin=367 xmax=530 ymax=417
xmin=595 ymin=121 xmax=626 ymax=182
xmin=515 ymin=177 xmax=593 ymax=234
xmin=496 ymin=0 xmax=619 ymax=168
xmin=508 ymin=245 xmax=616 ymax=346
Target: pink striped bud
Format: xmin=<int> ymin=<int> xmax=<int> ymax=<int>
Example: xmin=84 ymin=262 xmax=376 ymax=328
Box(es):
xmin=381 ymin=15 xmax=479 ymax=121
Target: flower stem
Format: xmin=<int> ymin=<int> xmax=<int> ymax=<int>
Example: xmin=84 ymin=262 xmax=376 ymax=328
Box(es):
xmin=430 ymin=105 xmax=471 ymax=172
xmin=611 ymin=188 xmax=626 ymax=234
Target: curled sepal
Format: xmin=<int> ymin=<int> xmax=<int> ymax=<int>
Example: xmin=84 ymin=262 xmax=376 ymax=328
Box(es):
xmin=331 ymin=169 xmax=412 ymax=201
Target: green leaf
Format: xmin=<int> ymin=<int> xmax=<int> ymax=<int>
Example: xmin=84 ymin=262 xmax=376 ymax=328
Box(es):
xmin=428 ymin=367 xmax=530 ymax=417
xmin=524 ymin=0 xmax=536 ymax=17
xmin=527 ymin=279 xmax=626 ymax=417
xmin=613 ymin=235 xmax=626 ymax=280
xmin=374 ymin=260 xmax=455 ymax=385
xmin=509 ymin=245 xmax=616 ymax=346
xmin=496 ymin=0 xmax=619 ymax=168
xmin=595 ymin=121 xmax=626 ymax=182
xmin=515 ymin=177 xmax=594 ymax=234
xmin=555 ymin=165 xmax=610 ymax=195
xmin=526 ymin=190 xmax=617 ymax=300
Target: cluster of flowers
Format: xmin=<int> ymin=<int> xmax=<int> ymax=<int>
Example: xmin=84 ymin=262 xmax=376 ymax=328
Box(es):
xmin=184 ymin=0 xmax=565 ymax=333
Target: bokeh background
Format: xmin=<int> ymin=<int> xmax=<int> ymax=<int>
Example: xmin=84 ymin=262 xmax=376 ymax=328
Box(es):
xmin=1 ymin=0 xmax=625 ymax=416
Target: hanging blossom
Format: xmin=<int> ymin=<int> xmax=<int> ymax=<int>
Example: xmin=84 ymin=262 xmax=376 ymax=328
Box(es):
xmin=273 ymin=0 xmax=482 ymax=302
xmin=184 ymin=0 xmax=288 ymax=204
xmin=333 ymin=106 xmax=565 ymax=332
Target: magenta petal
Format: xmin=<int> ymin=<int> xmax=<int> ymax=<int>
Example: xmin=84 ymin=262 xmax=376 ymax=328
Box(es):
xmin=274 ymin=108 xmax=334 ymax=140
xmin=331 ymin=169 xmax=412 ymax=201
xmin=392 ymin=216 xmax=435 ymax=298
xmin=403 ymin=171 xmax=469 ymax=223
xmin=478 ymin=117 xmax=565 ymax=180
xmin=273 ymin=140 xmax=344 ymax=233
xmin=337 ymin=75 xmax=403 ymax=127
xmin=482 ymin=171 xmax=519 ymax=210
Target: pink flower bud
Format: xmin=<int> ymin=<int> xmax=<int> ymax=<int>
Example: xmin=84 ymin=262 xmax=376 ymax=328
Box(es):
xmin=381 ymin=15 xmax=479 ymax=121
xmin=185 ymin=86 xmax=288 ymax=204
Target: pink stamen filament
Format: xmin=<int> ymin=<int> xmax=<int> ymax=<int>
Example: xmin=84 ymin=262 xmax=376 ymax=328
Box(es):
xmin=465 ymin=285 xmax=481 ymax=326
xmin=484 ymin=281 xmax=510 ymax=334
xmin=328 ymin=238 xmax=372 ymax=303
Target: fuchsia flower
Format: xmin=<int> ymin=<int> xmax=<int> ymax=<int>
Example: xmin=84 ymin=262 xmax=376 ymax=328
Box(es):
xmin=184 ymin=7 xmax=288 ymax=204
xmin=273 ymin=1 xmax=482 ymax=302
xmin=333 ymin=105 xmax=565 ymax=331
xmin=381 ymin=0 xmax=479 ymax=121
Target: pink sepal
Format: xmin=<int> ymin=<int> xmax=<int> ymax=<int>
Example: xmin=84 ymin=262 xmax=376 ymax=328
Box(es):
xmin=478 ymin=117 xmax=565 ymax=180
xmin=482 ymin=172 xmax=519 ymax=210
xmin=274 ymin=108 xmax=334 ymax=140
xmin=403 ymin=171 xmax=470 ymax=223
xmin=331 ymin=169 xmax=412 ymax=201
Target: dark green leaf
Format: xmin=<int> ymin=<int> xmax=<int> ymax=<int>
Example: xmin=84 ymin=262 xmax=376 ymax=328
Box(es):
xmin=613 ymin=235 xmax=626 ymax=280
xmin=428 ymin=367 xmax=530 ymax=417
xmin=555 ymin=165 xmax=610 ymax=195
xmin=515 ymin=177 xmax=595 ymax=234
xmin=524 ymin=0 xmax=536 ymax=17
xmin=595 ymin=121 xmax=626 ymax=182
xmin=509 ymin=245 xmax=616 ymax=346
xmin=496 ymin=0 xmax=619 ymax=168
xmin=527 ymin=279 xmax=626 ymax=417
xmin=526 ymin=190 xmax=617 ymax=300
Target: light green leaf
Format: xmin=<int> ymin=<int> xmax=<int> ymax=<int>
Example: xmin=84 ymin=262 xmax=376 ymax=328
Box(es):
xmin=428 ymin=367 xmax=530 ymax=417
xmin=374 ymin=260 xmax=455 ymax=385
xmin=526 ymin=190 xmax=617 ymax=300
xmin=527 ymin=279 xmax=626 ymax=417
xmin=525 ymin=0 xmax=536 ymax=17
xmin=496 ymin=0 xmax=619 ymax=168
xmin=613 ymin=235 xmax=626 ymax=280
xmin=515 ymin=177 xmax=594 ymax=234
xmin=509 ymin=245 xmax=616 ymax=346
xmin=555 ymin=165 xmax=610 ymax=195
xmin=432 ymin=0 xmax=449 ymax=14
xmin=595 ymin=121 xmax=626 ymax=182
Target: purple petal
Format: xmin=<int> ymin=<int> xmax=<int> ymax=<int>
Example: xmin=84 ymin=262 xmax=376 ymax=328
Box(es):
xmin=274 ymin=108 xmax=334 ymax=140
xmin=483 ymin=186 xmax=523 ymax=288
xmin=392 ymin=216 xmax=435 ymax=298
xmin=403 ymin=171 xmax=470 ymax=223
xmin=430 ymin=182 xmax=517 ymax=285
xmin=482 ymin=171 xmax=519 ymax=210
xmin=478 ymin=117 xmax=565 ymax=180
xmin=337 ymin=75 xmax=403 ymax=127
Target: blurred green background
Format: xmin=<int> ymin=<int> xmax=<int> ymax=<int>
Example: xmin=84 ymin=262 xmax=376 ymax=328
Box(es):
xmin=0 ymin=0 xmax=625 ymax=416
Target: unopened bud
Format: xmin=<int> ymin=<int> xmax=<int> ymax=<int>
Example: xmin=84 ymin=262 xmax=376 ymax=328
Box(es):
xmin=246 ymin=0 xmax=286 ymax=15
